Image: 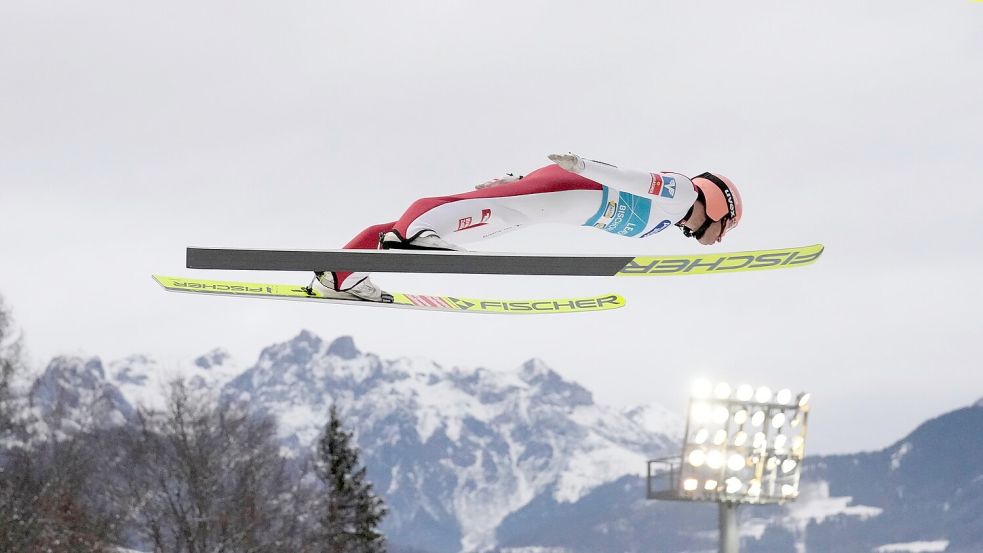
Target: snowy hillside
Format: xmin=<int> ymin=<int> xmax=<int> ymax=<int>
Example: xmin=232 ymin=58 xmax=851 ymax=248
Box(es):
xmin=220 ymin=331 xmax=679 ymax=552
xmin=24 ymin=332 xmax=679 ymax=553
xmin=108 ymin=349 xmax=240 ymax=411
xmin=22 ymin=333 xmax=980 ymax=553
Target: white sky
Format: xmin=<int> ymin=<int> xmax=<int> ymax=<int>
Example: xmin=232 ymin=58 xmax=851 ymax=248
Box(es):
xmin=1 ymin=1 xmax=981 ymax=454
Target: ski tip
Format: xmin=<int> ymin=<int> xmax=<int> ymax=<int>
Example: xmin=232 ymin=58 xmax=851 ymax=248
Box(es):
xmin=619 ymin=243 xmax=825 ymax=277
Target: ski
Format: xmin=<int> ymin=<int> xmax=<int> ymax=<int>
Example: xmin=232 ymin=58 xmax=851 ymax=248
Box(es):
xmin=185 ymin=244 xmax=823 ymax=277
xmin=153 ymin=276 xmax=626 ymax=315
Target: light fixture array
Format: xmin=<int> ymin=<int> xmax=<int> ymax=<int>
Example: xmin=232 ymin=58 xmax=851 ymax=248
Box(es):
xmin=678 ymin=379 xmax=811 ymax=504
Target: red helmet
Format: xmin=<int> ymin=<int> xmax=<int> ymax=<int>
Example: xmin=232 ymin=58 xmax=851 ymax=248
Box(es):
xmin=692 ymin=172 xmax=742 ymax=240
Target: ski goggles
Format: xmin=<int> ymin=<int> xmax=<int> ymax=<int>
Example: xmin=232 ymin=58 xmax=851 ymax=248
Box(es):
xmin=678 ymin=173 xmax=737 ymax=242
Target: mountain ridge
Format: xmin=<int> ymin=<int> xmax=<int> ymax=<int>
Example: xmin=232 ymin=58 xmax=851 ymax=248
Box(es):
xmin=20 ymin=333 xmax=982 ymax=553
xmin=218 ymin=332 xmax=678 ymax=552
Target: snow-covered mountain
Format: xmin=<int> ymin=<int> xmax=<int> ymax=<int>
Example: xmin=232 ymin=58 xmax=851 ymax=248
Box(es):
xmin=28 ymin=356 xmax=135 ymax=437
xmin=21 ymin=334 xmax=981 ymax=553
xmin=220 ymin=331 xmax=679 ymax=553
xmin=108 ymin=349 xmax=240 ymax=411
xmin=22 ymin=349 xmax=241 ymax=434
xmin=23 ymin=332 xmax=679 ymax=553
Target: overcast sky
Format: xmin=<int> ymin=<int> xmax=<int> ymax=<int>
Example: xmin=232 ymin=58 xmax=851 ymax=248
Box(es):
xmin=1 ymin=1 xmax=981 ymax=454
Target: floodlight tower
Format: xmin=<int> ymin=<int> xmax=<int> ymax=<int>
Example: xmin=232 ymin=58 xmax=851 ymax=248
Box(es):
xmin=647 ymin=379 xmax=811 ymax=553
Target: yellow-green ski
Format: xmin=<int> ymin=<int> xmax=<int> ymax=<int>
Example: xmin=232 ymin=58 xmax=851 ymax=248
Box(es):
xmin=153 ymin=276 xmax=625 ymax=315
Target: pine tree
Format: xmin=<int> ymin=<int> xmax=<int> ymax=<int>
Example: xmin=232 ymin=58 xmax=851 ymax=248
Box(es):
xmin=315 ymin=405 xmax=387 ymax=553
xmin=0 ymin=294 xmax=23 ymax=432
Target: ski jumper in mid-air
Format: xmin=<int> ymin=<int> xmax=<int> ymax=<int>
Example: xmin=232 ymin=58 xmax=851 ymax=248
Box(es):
xmin=309 ymin=153 xmax=743 ymax=302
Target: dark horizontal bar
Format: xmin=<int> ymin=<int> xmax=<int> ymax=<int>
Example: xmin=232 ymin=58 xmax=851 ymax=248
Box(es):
xmin=186 ymin=248 xmax=632 ymax=276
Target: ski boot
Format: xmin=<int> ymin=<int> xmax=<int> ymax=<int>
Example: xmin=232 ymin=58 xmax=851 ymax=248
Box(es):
xmin=379 ymin=229 xmax=463 ymax=251
xmin=306 ymin=272 xmax=393 ymax=303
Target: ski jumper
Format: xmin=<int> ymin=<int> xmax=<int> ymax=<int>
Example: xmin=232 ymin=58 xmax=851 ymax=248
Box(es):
xmin=333 ymin=160 xmax=699 ymax=290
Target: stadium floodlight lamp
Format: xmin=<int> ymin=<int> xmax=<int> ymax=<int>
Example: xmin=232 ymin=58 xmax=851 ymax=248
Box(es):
xmin=689 ymin=449 xmax=707 ymax=467
xmin=755 ymin=386 xmax=773 ymax=403
xmin=771 ymin=412 xmax=786 ymax=428
xmin=712 ymin=405 xmax=731 ymax=424
xmin=706 ymin=450 xmax=724 ymax=470
xmin=650 ymin=378 xmax=812 ymax=506
xmin=694 ymin=428 xmax=709 ymax=444
xmin=776 ymin=389 xmax=793 ymax=405
xmin=798 ymin=393 xmax=811 ymax=408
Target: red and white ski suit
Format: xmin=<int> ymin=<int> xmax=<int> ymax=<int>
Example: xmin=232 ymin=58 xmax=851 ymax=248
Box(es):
xmin=334 ymin=159 xmax=699 ymax=290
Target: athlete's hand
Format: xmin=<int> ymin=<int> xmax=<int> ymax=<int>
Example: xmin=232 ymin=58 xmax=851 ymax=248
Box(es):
xmin=475 ymin=173 xmax=522 ymax=190
xmin=548 ymin=153 xmax=586 ymax=174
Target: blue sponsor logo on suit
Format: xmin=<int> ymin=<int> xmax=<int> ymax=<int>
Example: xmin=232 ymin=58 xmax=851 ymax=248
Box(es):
xmin=584 ymin=188 xmax=652 ymax=237
xmin=660 ymin=176 xmax=677 ymax=199
xmin=605 ymin=192 xmax=651 ymax=237
xmin=640 ymin=219 xmax=672 ymax=238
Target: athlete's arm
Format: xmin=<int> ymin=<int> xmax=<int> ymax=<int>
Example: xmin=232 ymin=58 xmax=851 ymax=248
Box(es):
xmin=548 ymin=153 xmax=698 ymax=222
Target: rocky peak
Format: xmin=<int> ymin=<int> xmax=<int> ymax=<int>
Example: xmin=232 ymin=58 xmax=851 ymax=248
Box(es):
xmin=518 ymin=358 xmax=593 ymax=407
xmin=292 ymin=329 xmax=323 ymax=349
xmin=518 ymin=358 xmax=552 ymax=382
xmin=30 ymin=355 xmax=134 ymax=428
xmin=255 ymin=330 xmax=325 ymax=368
xmin=194 ymin=348 xmax=231 ymax=370
xmin=111 ymin=354 xmax=155 ymax=386
xmin=34 ymin=356 xmax=106 ymax=396
xmin=327 ymin=335 xmax=360 ymax=360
